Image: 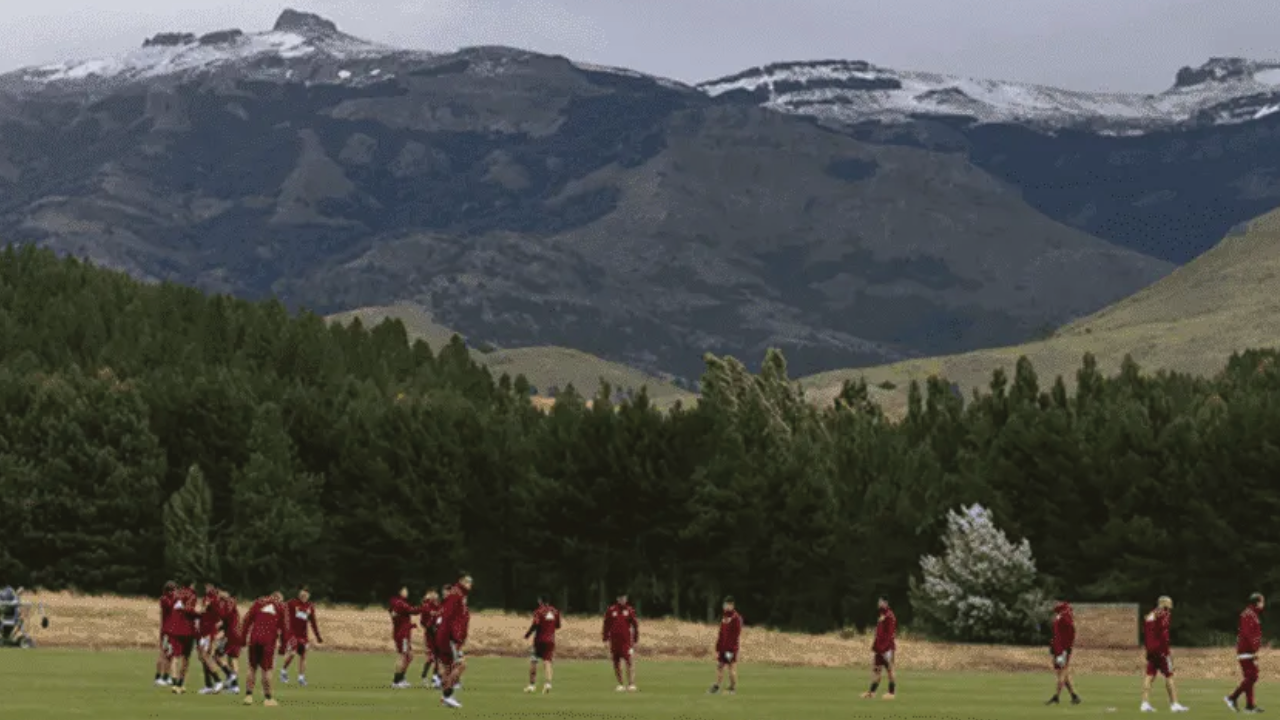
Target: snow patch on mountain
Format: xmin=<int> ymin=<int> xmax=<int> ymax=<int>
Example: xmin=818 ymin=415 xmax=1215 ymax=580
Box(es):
xmin=698 ymin=57 xmax=1280 ymax=133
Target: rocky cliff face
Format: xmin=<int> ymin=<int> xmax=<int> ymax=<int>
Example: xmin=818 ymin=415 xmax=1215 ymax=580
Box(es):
xmin=0 ymin=11 xmax=1173 ymax=380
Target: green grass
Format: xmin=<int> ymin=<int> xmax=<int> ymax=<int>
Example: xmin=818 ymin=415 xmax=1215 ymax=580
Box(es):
xmin=0 ymin=649 xmax=1245 ymax=718
xmin=326 ymin=304 xmax=695 ymax=408
xmin=801 ymin=206 xmax=1280 ymax=418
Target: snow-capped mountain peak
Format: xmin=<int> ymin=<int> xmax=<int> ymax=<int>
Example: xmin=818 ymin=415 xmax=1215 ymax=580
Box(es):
xmin=698 ymin=56 xmax=1280 ymax=134
xmin=5 ymin=10 xmax=407 ymax=91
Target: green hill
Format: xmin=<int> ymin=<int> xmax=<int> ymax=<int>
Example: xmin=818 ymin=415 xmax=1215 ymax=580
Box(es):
xmin=327 ymin=304 xmax=695 ymax=407
xmin=801 ymin=207 xmax=1280 ymax=416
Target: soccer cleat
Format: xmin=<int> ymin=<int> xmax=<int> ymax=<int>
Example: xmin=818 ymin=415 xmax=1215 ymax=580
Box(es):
xmin=229 ymin=685 xmax=241 ymax=695
xmin=525 ymin=685 xmax=536 ymax=693
xmin=392 ymin=681 xmax=412 ymax=689
xmin=615 ymin=685 xmax=626 ymax=692
xmin=1245 ymin=707 xmax=1264 ymax=714
xmin=263 ymin=698 xmax=278 ymax=707
xmin=628 ymin=685 xmax=638 ymax=692
xmin=171 ymin=685 xmax=185 ymax=695
xmin=860 ymin=691 xmax=875 ymax=699
xmin=441 ymin=696 xmax=462 ymax=709
xmin=709 ymin=685 xmax=720 ymax=695
xmin=1071 ymin=695 xmax=1082 ymax=705
xmin=243 ymin=695 xmax=254 ymax=705
xmin=882 ymin=693 xmax=896 ymax=700
xmin=1140 ymin=701 xmax=1155 ymax=712
xmin=543 ymin=683 xmax=552 ymax=694
xmin=1228 ymin=696 xmax=1240 ymax=712
xmin=154 ymin=678 xmax=168 ymax=687
xmin=280 ymin=670 xmax=289 ymax=683
xmin=198 ymin=687 xmax=214 ymax=695
xmin=298 ymin=677 xmax=307 ymax=688
xmin=212 ymin=682 xmax=223 ymax=694
xmin=1171 ymin=703 xmax=1190 ymax=713
xmin=728 ymin=689 xmax=736 ymax=695
xmin=1046 ymin=696 xmax=1059 ymax=705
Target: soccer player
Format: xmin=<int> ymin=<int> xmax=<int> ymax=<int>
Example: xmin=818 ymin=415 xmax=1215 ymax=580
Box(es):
xmin=524 ymin=595 xmax=561 ymax=694
xmin=166 ymin=580 xmax=200 ymax=694
xmin=708 ymin=595 xmax=742 ymax=695
xmin=861 ymin=597 xmax=897 ymax=700
xmin=1046 ymin=600 xmax=1081 ymax=705
xmin=1141 ymin=595 xmax=1189 ymax=713
xmin=281 ymin=586 xmax=324 ymax=686
xmin=602 ymin=591 xmax=640 ymax=692
xmin=217 ymin=588 xmax=243 ymax=694
xmin=1226 ymin=592 xmax=1266 ymax=713
xmin=389 ymin=586 xmax=420 ymax=689
xmin=435 ymin=573 xmax=474 ymax=709
xmin=196 ymin=582 xmax=227 ymax=694
xmin=239 ymin=590 xmax=291 ymax=707
xmin=419 ymin=588 xmax=444 ymax=688
xmin=155 ymin=581 xmax=177 ymax=686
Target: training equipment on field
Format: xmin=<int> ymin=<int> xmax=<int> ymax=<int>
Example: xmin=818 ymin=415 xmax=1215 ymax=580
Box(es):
xmin=0 ymin=586 xmax=49 ymax=648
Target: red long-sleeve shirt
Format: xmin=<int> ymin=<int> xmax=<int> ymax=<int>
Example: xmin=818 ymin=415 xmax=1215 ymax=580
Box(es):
xmin=1143 ymin=608 xmax=1171 ymax=655
xmin=437 ymin=587 xmax=472 ymax=645
xmin=389 ymin=596 xmax=418 ymax=637
xmin=420 ymin=599 xmax=441 ymax=632
xmin=287 ymin=598 xmax=322 ymax=643
xmin=1238 ymin=606 xmax=1263 ymax=656
xmin=1051 ymin=603 xmax=1075 ymax=654
xmin=163 ymin=587 xmax=200 ymax=638
xmin=602 ymin=603 xmax=639 ymax=644
xmin=526 ymin=604 xmax=562 ymax=643
xmin=716 ymin=609 xmax=743 ymax=653
xmin=873 ymin=607 xmax=897 ymax=653
xmin=240 ymin=596 xmax=292 ymax=648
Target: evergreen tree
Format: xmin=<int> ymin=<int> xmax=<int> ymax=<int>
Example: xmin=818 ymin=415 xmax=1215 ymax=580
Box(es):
xmin=164 ymin=465 xmax=219 ymax=582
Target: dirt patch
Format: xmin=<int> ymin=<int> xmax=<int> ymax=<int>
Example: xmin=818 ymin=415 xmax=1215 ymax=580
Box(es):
xmin=20 ymin=592 xmax=1263 ymax=679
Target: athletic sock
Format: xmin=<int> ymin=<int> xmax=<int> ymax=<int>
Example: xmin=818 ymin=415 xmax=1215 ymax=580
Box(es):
xmin=444 ymin=688 xmax=454 ymax=698
xmin=155 ymin=673 xmax=161 ymax=680
xmin=869 ymin=682 xmax=879 ymax=693
xmin=888 ymin=682 xmax=896 ymax=694
xmin=162 ymin=674 xmax=170 ymax=682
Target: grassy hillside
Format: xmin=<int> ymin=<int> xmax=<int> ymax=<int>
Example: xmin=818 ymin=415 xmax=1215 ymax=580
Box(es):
xmin=327 ymin=304 xmax=696 ymax=407
xmin=801 ymin=208 xmax=1280 ymax=417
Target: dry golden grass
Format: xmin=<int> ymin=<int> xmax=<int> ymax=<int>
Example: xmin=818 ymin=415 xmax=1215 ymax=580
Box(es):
xmin=801 ymin=207 xmax=1280 ymax=419
xmin=21 ymin=592 xmax=1268 ymax=679
xmin=1072 ymin=604 xmax=1139 ymax=649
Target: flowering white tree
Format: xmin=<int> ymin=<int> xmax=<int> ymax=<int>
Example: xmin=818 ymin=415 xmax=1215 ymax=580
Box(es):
xmin=908 ymin=504 xmax=1051 ymax=644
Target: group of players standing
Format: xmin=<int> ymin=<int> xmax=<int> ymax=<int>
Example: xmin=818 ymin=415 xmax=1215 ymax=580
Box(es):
xmin=1047 ymin=593 xmax=1268 ymax=714
xmin=154 ymin=580 xmax=323 ymax=706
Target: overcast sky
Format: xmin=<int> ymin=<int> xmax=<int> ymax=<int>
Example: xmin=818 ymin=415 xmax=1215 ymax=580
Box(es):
xmin=1 ymin=0 xmax=1276 ymax=92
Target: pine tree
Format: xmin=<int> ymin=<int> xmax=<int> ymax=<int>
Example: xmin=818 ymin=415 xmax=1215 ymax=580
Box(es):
xmin=164 ymin=464 xmax=219 ymax=582
xmin=909 ymin=504 xmax=1050 ymax=644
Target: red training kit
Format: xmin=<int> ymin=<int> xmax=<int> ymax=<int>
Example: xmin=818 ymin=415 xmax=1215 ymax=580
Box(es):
xmin=873 ymin=607 xmax=897 ymax=653
xmin=163 ymin=587 xmax=200 ymax=638
xmin=241 ymin=596 xmax=292 ymax=648
xmin=527 ymin=604 xmax=562 ymax=643
xmin=1051 ymin=603 xmax=1075 ymax=655
xmin=1143 ymin=609 xmax=1171 ymax=654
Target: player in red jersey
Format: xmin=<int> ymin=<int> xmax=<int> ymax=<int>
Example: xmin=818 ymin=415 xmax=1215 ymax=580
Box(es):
xmin=165 ymin=581 xmax=201 ymax=694
xmin=1226 ymin=593 xmax=1266 ymax=713
xmin=281 ymin=586 xmax=324 ymax=687
xmin=1141 ymin=596 xmax=1189 ymax=713
xmin=436 ymin=573 xmax=474 ymax=709
xmin=1046 ymin=600 xmax=1081 ymax=705
xmin=196 ymin=582 xmax=228 ymax=694
xmin=389 ymin=586 xmax=420 ymax=689
xmin=419 ymin=588 xmax=444 ymax=688
xmin=602 ymin=591 xmax=640 ymax=692
xmin=216 ymin=588 xmax=243 ymax=695
xmin=861 ymin=597 xmax=897 ymax=700
xmin=155 ymin=581 xmax=177 ymax=687
xmin=708 ymin=596 xmax=742 ymax=695
xmin=524 ymin=595 xmax=562 ymax=694
xmin=239 ymin=590 xmax=291 ymax=707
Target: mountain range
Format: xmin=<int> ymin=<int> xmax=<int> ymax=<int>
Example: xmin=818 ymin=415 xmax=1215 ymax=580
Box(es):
xmin=1 ymin=9 xmax=1275 ymax=384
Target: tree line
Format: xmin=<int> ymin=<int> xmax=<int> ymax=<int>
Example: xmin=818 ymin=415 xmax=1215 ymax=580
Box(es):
xmin=0 ymin=244 xmax=1276 ymax=645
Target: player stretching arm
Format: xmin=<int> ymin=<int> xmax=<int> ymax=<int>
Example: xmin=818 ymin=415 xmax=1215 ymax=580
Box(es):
xmin=389 ymin=586 xmax=419 ymax=689
xmin=602 ymin=591 xmax=640 ymax=692
xmin=861 ymin=597 xmax=897 ymax=700
xmin=155 ymin=581 xmax=177 ymax=687
xmin=436 ymin=573 xmax=475 ymax=709
xmin=281 ymin=586 xmax=324 ymax=686
xmin=1226 ymin=593 xmax=1266 ymax=713
xmin=239 ymin=590 xmax=291 ymax=707
xmin=708 ymin=596 xmax=742 ymax=695
xmin=1141 ymin=596 xmax=1188 ymax=713
xmin=524 ymin=595 xmax=562 ymax=694
xmin=1046 ymin=600 xmax=1081 ymax=705
xmin=196 ymin=582 xmax=227 ymax=694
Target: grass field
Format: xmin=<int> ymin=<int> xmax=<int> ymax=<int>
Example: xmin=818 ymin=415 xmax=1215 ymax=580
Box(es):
xmin=0 ymin=649 xmax=1256 ymax=719
xmin=801 ymin=206 xmax=1280 ymax=419
xmin=326 ymin=304 xmax=695 ymax=408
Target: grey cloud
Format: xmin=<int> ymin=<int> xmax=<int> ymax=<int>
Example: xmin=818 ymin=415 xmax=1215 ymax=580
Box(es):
xmin=0 ymin=0 xmax=1277 ymax=92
